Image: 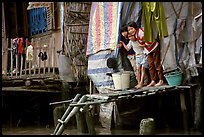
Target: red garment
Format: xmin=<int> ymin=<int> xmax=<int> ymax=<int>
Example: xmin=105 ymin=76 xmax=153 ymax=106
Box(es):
xmin=135 ymin=28 xmax=158 ymax=55
xmin=18 ymin=38 xmax=23 ymax=54
xmin=147 ymin=45 xmax=164 ymax=82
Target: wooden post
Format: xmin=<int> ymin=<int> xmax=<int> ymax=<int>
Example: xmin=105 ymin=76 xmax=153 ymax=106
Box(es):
xmin=139 ymin=118 xmax=155 ymax=135
xmin=180 ymin=90 xmax=189 ymax=132
xmin=76 ymin=109 xmax=88 ymax=134
xmin=85 ymin=105 xmax=96 ymax=135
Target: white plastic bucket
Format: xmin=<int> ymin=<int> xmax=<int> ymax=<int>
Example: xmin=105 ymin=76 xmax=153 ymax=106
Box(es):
xmin=112 ymin=71 xmax=130 ymax=90
xmin=122 ymin=72 xmax=130 ymax=89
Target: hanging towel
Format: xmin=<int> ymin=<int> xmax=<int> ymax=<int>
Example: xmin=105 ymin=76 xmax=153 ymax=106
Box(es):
xmin=26 ymin=45 xmax=34 ymax=61
xmin=142 ymin=2 xmax=168 ymax=43
xmin=86 ymin=2 xmax=121 ymax=56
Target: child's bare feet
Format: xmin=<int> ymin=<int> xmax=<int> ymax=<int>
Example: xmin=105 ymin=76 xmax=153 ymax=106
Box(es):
xmin=147 ymin=80 xmax=156 ymax=87
xmin=135 ymin=83 xmax=143 ymax=89
xmin=155 ymin=80 xmax=164 ymax=86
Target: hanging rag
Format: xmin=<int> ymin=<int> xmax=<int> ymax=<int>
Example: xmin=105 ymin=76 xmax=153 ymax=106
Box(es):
xmin=26 ymin=45 xmax=34 ymax=61
xmin=142 ymin=2 xmax=168 ymax=43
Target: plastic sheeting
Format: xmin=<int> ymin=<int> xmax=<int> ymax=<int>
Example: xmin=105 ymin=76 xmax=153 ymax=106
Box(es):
xmin=87 ymin=50 xmax=115 ymax=93
xmin=86 ymin=2 xmax=122 ymax=56
xmin=160 ymin=2 xmax=202 ymax=76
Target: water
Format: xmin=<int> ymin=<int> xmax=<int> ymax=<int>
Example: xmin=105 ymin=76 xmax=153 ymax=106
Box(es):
xmin=2 ymin=126 xmax=202 ymax=135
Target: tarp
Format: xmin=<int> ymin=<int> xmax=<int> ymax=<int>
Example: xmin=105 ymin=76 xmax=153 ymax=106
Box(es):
xmin=86 ymin=2 xmax=122 ymax=56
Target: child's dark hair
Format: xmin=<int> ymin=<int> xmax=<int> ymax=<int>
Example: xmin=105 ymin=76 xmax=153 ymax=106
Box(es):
xmin=127 ymin=21 xmax=138 ymax=30
xmin=120 ymin=25 xmax=128 ymax=33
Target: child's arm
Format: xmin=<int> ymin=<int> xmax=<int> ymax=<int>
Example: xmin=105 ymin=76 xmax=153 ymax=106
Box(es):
xmin=138 ymin=43 xmax=146 ymax=47
xmin=120 ymin=41 xmax=130 ymax=51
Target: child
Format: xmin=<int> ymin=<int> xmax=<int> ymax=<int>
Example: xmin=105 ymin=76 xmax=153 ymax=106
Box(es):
xmin=127 ymin=21 xmax=164 ymax=87
xmin=120 ymin=33 xmax=148 ymax=89
xmin=118 ymin=25 xmax=136 ymax=72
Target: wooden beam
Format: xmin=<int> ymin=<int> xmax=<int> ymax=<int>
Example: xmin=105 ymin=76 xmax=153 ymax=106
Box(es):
xmin=69 ymin=10 xmax=90 ymax=14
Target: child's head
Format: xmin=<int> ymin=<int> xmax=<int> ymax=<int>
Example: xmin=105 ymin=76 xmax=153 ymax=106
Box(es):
xmin=120 ymin=25 xmax=128 ymax=38
xmin=127 ymin=21 xmax=138 ymax=36
xmin=128 ymin=33 xmax=136 ymax=41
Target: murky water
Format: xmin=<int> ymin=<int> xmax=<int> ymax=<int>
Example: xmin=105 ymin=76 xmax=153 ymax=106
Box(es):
xmin=2 ymin=126 xmax=202 ymax=135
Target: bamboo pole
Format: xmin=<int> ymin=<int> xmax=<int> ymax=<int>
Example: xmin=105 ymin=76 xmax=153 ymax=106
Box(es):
xmin=55 ymin=95 xmax=88 ymax=135
xmin=52 ymin=94 xmax=81 ymax=135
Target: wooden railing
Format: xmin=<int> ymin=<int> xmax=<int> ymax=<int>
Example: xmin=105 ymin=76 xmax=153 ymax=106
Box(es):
xmin=2 ymin=33 xmax=59 ymax=80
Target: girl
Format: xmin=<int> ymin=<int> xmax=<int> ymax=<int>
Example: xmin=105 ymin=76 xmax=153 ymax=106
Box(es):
xmin=127 ymin=21 xmax=164 ymax=87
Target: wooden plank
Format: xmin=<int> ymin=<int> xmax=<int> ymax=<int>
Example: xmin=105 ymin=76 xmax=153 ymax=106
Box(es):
xmin=66 ymin=23 xmax=89 ymax=26
xmin=70 ymin=31 xmax=88 ymax=34
xmin=69 ymin=10 xmax=90 ymax=14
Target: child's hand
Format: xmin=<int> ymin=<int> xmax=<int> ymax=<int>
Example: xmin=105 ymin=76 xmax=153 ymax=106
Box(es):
xmin=118 ymin=43 xmax=123 ymax=48
xmin=138 ymin=43 xmax=145 ymax=47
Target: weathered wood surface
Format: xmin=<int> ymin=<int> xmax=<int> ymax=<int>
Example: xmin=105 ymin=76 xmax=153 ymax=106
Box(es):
xmin=51 ymin=85 xmax=194 ymax=134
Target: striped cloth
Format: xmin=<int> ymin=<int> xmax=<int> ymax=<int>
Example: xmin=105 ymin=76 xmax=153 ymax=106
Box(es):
xmin=86 ymin=2 xmax=121 ymax=56
xmin=87 ymin=50 xmax=115 ymax=93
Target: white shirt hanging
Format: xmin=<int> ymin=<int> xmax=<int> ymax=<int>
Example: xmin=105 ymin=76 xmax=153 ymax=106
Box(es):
xmin=26 ymin=45 xmax=34 ymax=61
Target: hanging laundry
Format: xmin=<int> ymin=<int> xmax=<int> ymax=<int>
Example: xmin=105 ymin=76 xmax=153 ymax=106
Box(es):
xmin=18 ymin=38 xmax=24 ymax=54
xmin=26 ymin=45 xmax=34 ymax=61
xmin=142 ymin=2 xmax=168 ymax=43
xmin=12 ymin=38 xmax=18 ymax=55
xmin=43 ymin=51 xmax=48 ymax=61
